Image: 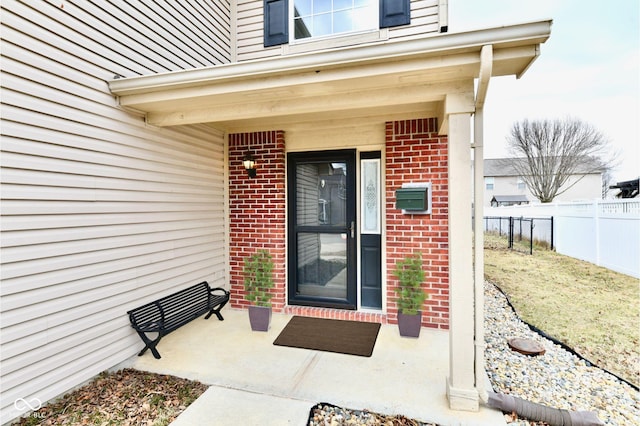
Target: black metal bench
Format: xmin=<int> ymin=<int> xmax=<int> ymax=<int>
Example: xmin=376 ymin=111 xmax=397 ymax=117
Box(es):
xmin=127 ymin=281 xmax=230 ymax=359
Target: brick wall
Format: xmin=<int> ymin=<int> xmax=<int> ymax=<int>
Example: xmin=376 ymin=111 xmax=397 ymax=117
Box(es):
xmin=228 ymin=131 xmax=286 ymax=311
xmin=385 ymin=118 xmax=450 ymax=329
xmin=228 ymin=120 xmax=450 ymax=329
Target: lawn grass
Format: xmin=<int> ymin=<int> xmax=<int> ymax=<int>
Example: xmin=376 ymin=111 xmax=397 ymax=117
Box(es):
xmin=484 ymin=232 xmax=639 ymax=387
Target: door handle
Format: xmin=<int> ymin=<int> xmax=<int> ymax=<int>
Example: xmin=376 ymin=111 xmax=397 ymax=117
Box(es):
xmin=350 ymin=221 xmax=355 ymax=239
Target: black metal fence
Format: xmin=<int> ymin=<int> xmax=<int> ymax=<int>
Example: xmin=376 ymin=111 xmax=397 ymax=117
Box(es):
xmin=484 ymin=216 xmax=554 ymax=254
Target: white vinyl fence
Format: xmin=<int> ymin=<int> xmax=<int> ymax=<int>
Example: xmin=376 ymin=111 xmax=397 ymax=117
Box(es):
xmin=485 ymin=200 xmax=640 ymax=279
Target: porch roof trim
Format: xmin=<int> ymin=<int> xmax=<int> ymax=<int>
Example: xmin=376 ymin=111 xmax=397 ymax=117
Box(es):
xmin=108 ymin=20 xmax=551 ymax=131
xmin=110 ymin=21 xmax=551 ymax=96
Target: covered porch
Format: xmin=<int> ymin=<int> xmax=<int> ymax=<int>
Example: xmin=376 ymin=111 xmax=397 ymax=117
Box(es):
xmin=109 ymin=21 xmax=551 ymax=412
xmin=116 ymin=308 xmax=506 ymax=425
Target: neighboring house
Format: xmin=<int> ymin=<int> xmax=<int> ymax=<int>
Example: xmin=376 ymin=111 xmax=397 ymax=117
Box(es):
xmin=610 ymin=178 xmax=640 ymax=198
xmin=490 ymin=195 xmax=530 ymax=207
xmin=484 ymin=158 xmax=603 ymax=206
xmin=0 ymin=1 xmax=551 ymax=423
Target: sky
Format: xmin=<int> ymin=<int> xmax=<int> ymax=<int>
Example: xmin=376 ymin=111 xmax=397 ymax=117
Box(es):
xmin=449 ymin=0 xmax=639 ymax=182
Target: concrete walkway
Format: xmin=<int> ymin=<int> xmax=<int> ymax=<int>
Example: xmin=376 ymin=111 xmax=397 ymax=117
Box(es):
xmin=116 ymin=309 xmax=506 ymax=426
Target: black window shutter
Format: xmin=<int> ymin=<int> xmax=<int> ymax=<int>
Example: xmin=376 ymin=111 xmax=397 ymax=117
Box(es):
xmin=264 ymin=0 xmax=289 ymax=47
xmin=379 ymin=0 xmax=410 ymax=28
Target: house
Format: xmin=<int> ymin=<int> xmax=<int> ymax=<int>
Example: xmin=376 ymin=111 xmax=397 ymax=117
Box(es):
xmin=484 ymin=158 xmax=603 ymax=206
xmin=610 ymin=178 xmax=640 ymax=198
xmin=0 ymin=1 xmax=551 ymax=423
xmin=490 ymin=195 xmax=530 ymax=207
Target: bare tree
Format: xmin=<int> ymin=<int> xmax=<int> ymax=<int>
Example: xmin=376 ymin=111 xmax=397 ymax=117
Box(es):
xmin=504 ymin=117 xmax=614 ymax=203
xmin=601 ymin=167 xmax=615 ymax=199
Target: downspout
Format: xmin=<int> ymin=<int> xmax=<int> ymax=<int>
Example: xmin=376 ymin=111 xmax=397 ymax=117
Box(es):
xmin=473 ymin=44 xmax=492 ymax=404
xmin=471 ymin=42 xmax=602 ymax=426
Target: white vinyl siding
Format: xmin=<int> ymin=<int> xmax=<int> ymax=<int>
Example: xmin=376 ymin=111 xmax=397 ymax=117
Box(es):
xmin=387 ymin=0 xmax=440 ymax=40
xmin=0 ymin=1 xmax=229 ymax=424
xmin=484 ymin=174 xmax=603 ymax=206
xmin=2 ymin=1 xmax=231 ymax=76
xmin=237 ymin=0 xmax=281 ymax=61
xmin=235 ymin=0 xmax=442 ymax=62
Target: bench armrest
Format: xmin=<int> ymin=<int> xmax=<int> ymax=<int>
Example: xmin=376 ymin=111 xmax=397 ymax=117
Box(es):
xmin=134 ymin=320 xmax=163 ymax=333
xmin=209 ymin=287 xmax=230 ymax=297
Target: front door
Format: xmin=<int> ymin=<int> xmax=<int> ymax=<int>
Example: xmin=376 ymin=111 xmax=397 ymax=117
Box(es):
xmin=287 ymin=150 xmax=357 ymax=309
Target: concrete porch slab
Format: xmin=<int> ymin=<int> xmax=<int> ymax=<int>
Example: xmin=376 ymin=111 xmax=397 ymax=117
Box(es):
xmin=169 ymin=387 xmax=313 ymax=426
xmin=116 ymin=309 xmax=506 ymax=426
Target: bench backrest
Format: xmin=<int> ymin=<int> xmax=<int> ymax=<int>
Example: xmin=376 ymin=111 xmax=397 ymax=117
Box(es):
xmin=129 ymin=281 xmax=212 ymax=333
xmin=159 ymin=281 xmax=211 ymax=332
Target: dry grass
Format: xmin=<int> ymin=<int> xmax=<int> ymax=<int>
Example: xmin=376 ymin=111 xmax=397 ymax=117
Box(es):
xmin=484 ymin=233 xmax=640 ymax=387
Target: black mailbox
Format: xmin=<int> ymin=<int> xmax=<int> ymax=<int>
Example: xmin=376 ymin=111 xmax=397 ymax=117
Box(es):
xmin=396 ymin=187 xmax=428 ymax=211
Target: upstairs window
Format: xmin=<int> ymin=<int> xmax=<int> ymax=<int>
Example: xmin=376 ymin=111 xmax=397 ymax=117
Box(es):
xmin=264 ymin=0 xmax=410 ymax=47
xmin=293 ymin=0 xmax=378 ymax=41
xmin=517 ymin=177 xmax=526 ymax=190
xmin=485 ymin=177 xmax=494 ymax=191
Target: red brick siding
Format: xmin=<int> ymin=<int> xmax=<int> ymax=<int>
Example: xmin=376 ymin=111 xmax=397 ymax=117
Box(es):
xmin=284 ymin=306 xmax=386 ymax=323
xmin=385 ymin=118 xmax=450 ymax=330
xmin=228 ymin=120 xmax=450 ymax=329
xmin=228 ymin=131 xmax=286 ymax=311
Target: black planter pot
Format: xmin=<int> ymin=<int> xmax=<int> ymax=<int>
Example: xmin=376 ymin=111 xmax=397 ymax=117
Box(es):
xmin=248 ymin=305 xmax=272 ymax=331
xmin=397 ymin=311 xmax=422 ymax=338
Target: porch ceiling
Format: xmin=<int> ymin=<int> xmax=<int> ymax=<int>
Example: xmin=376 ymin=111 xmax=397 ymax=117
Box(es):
xmin=108 ymin=21 xmax=551 ymax=134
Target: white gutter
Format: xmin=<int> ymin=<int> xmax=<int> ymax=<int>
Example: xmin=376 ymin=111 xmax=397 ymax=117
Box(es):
xmin=108 ymin=21 xmax=551 ymax=96
xmin=473 ymin=44 xmax=493 ymax=404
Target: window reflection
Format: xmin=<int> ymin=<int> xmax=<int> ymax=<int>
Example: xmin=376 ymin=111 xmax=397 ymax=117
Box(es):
xmin=296 ymin=162 xmax=347 ymax=227
xmin=297 ymin=233 xmax=347 ymax=298
xmin=293 ymin=0 xmax=377 ymax=40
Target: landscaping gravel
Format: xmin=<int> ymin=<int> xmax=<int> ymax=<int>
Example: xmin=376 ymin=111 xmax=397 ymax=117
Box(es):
xmin=485 ymin=281 xmax=639 ymax=426
xmin=309 ymin=282 xmax=639 ymax=426
xmin=308 ymin=403 xmax=437 ymax=425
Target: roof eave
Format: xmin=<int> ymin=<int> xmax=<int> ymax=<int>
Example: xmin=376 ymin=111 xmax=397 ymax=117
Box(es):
xmin=108 ymin=20 xmax=552 ymax=97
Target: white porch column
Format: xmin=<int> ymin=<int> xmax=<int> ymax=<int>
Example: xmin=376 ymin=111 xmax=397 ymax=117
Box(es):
xmin=446 ymin=111 xmax=479 ymax=411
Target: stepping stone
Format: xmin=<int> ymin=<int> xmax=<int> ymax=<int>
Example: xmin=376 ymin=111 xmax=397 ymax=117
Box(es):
xmin=507 ymin=338 xmax=546 ymax=356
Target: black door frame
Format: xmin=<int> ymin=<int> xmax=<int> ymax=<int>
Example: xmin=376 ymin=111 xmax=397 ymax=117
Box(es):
xmin=286 ymin=149 xmax=357 ymax=309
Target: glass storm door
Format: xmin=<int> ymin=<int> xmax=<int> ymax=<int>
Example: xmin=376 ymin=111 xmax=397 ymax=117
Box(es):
xmin=287 ymin=150 xmax=357 ymax=309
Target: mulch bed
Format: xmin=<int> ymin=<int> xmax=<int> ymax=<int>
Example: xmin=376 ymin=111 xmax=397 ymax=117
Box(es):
xmin=14 ymin=369 xmax=207 ymax=426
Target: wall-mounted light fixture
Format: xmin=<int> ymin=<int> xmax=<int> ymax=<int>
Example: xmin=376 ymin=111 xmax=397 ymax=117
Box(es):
xmin=243 ymin=151 xmax=257 ymax=178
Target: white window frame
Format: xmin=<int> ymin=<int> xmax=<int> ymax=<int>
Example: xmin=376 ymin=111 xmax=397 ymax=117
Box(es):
xmin=289 ymin=0 xmax=379 ymax=45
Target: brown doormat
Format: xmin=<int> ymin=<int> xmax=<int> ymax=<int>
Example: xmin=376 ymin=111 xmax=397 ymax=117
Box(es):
xmin=273 ymin=316 xmax=381 ymax=357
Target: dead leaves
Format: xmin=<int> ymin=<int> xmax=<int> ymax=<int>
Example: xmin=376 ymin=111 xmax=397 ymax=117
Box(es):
xmin=15 ymin=369 xmax=207 ymax=426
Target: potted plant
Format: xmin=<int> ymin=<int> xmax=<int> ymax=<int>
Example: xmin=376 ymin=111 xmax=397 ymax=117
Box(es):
xmin=243 ymin=249 xmax=275 ymax=331
xmin=393 ymin=252 xmax=428 ymax=337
